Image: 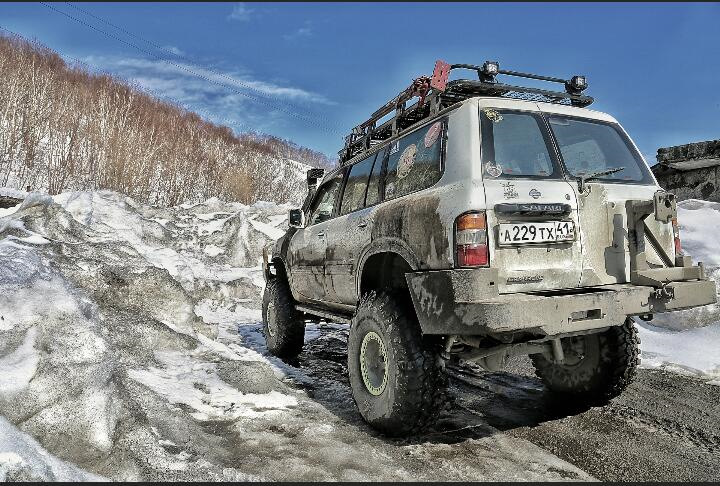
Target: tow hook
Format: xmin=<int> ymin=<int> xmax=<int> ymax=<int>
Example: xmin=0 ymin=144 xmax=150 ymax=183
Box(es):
xmin=653 ymin=283 xmax=675 ymax=301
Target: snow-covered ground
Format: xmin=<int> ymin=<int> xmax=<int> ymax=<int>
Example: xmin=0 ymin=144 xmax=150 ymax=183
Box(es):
xmin=0 ymin=191 xmax=294 ymax=480
xmin=0 ymin=191 xmax=718 ymax=480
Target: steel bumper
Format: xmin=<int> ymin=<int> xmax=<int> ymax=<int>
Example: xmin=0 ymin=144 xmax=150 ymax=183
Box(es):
xmin=406 ymin=269 xmax=717 ymax=336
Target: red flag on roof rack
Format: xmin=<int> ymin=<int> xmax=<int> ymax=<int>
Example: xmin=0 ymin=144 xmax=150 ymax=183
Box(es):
xmin=431 ymin=60 xmax=450 ymax=91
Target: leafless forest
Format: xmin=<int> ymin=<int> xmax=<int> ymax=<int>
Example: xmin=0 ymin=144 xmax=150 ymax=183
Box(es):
xmin=0 ymin=33 xmax=332 ymax=206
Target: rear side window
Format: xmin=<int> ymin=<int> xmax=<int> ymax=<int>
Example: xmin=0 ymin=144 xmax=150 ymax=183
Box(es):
xmin=480 ymin=110 xmax=559 ymax=179
xmin=307 ymin=173 xmax=344 ymax=225
xmin=384 ymin=120 xmax=445 ymax=200
xmin=340 ymin=154 xmax=376 ymax=215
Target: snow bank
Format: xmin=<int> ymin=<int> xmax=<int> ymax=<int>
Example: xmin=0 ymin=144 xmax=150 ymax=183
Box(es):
xmin=637 ymin=321 xmax=720 ymax=379
xmin=0 ymin=190 xmax=293 ymax=480
xmin=637 ymin=199 xmax=720 ymax=382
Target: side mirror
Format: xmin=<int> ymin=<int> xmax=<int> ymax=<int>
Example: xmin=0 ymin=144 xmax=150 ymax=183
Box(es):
xmin=289 ymin=208 xmax=305 ymax=228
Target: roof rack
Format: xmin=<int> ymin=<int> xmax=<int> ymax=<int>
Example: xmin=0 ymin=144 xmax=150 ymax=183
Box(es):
xmin=339 ymin=60 xmax=593 ymax=163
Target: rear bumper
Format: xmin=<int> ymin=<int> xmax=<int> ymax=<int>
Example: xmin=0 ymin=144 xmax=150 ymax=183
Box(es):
xmin=406 ymin=269 xmax=717 ymax=336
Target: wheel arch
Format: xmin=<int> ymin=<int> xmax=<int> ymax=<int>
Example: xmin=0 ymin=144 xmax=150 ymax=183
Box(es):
xmin=356 ymin=239 xmax=420 ymax=303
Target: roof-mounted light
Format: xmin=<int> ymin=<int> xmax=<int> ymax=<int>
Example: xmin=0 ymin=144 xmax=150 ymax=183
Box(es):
xmin=566 ymin=75 xmax=588 ymax=95
xmin=480 ymin=61 xmax=499 ymax=82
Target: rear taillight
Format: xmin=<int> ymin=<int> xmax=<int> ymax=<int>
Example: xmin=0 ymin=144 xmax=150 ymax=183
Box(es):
xmin=672 ymin=217 xmax=682 ymax=255
xmin=456 ymin=212 xmax=489 ymax=267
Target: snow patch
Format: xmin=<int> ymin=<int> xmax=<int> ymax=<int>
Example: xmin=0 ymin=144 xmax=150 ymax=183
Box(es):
xmin=0 ymin=327 xmax=38 ymax=392
xmin=0 ymin=416 xmax=105 ymax=481
xmin=249 ymin=218 xmax=285 ymax=241
xmin=638 ymin=320 xmax=720 ymax=379
xmin=128 ymin=350 xmax=297 ymax=421
xmin=203 ymin=244 xmax=225 ymax=257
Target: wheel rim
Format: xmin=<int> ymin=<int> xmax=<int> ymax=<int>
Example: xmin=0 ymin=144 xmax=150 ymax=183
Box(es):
xmin=359 ymin=331 xmax=388 ymax=396
xmin=562 ymin=335 xmax=590 ymax=367
xmin=266 ymin=301 xmax=277 ymax=337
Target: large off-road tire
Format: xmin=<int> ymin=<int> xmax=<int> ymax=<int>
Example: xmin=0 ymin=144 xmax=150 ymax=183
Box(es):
xmin=347 ymin=292 xmax=447 ymax=436
xmin=531 ymin=319 xmax=640 ymax=405
xmin=262 ymin=277 xmax=305 ymax=359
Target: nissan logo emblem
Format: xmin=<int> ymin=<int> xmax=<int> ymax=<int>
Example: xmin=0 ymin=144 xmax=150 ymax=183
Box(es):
xmin=529 ymin=189 xmax=541 ymax=199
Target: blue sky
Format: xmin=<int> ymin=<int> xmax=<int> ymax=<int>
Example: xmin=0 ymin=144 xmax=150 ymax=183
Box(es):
xmin=0 ymin=2 xmax=718 ymax=162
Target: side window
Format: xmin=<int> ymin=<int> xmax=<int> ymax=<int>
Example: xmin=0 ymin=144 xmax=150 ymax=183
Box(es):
xmin=384 ymin=119 xmax=444 ymax=200
xmin=307 ymin=173 xmax=343 ymax=225
xmin=365 ymin=148 xmax=385 ymax=207
xmin=340 ymin=154 xmax=376 ymax=215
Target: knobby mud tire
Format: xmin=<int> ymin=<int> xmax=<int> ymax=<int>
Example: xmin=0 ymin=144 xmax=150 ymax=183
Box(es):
xmin=531 ymin=319 xmax=640 ymax=406
xmin=347 ymin=292 xmax=448 ymax=437
xmin=262 ymin=277 xmax=305 ymax=359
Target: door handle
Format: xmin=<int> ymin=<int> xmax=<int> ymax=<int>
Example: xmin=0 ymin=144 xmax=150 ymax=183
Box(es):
xmin=317 ymin=231 xmax=325 ymax=238
xmin=357 ymin=221 xmax=368 ymax=228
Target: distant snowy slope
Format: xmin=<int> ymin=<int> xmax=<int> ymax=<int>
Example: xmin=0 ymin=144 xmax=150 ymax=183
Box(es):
xmin=637 ymin=199 xmax=720 ymax=382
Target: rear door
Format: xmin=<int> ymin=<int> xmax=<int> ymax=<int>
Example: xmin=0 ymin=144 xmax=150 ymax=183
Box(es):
xmin=479 ymin=107 xmax=583 ymax=293
xmin=544 ymin=113 xmax=674 ymax=285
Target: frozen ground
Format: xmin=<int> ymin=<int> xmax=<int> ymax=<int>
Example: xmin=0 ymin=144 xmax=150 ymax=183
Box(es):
xmin=0 ymin=192 xmax=718 ymax=480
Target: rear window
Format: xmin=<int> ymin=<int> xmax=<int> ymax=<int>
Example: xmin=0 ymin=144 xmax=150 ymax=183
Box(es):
xmin=547 ymin=116 xmax=654 ymax=184
xmin=384 ymin=119 xmax=445 ymax=200
xmin=480 ymin=109 xmax=560 ymax=179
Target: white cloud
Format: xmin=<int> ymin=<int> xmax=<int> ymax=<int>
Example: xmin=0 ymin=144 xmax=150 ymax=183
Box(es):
xmin=228 ymin=3 xmax=253 ymax=22
xmin=80 ymin=54 xmax=334 ymax=135
xmin=162 ymin=45 xmax=184 ymax=56
xmin=106 ymin=56 xmax=331 ymax=104
xmin=283 ymin=23 xmax=313 ymax=41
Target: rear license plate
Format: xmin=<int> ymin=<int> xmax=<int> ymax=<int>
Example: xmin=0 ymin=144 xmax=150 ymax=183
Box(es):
xmin=498 ymin=221 xmax=575 ymax=246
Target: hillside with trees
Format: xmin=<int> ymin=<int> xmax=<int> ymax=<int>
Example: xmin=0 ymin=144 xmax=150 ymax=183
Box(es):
xmin=0 ymin=33 xmax=333 ymax=206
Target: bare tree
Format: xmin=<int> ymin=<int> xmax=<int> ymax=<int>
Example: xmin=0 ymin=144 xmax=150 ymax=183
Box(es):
xmin=0 ymin=33 xmax=322 ymax=206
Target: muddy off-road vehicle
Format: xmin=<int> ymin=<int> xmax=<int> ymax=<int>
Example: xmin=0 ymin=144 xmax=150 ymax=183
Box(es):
xmin=262 ymin=61 xmax=717 ymax=436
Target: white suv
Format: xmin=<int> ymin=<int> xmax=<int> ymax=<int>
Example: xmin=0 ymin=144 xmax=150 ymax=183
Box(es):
xmin=262 ymin=62 xmax=717 ymax=436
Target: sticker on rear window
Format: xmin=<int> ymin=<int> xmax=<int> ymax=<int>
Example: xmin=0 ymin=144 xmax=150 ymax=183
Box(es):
xmin=484 ymin=109 xmax=503 ymax=123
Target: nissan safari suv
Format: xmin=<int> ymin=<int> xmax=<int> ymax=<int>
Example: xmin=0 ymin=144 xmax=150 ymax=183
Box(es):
xmin=261 ymin=64 xmax=717 ymax=436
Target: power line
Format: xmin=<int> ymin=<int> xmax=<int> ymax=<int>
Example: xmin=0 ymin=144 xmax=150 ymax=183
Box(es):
xmin=38 ymin=1 xmax=343 ymax=136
